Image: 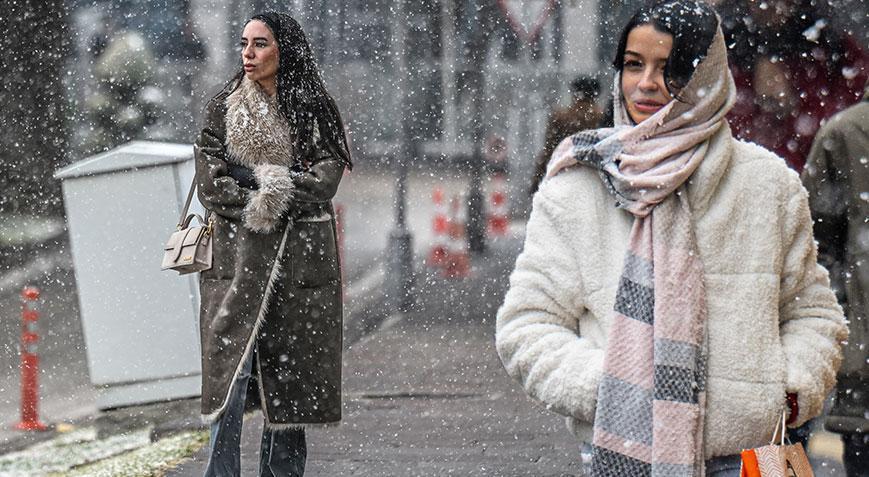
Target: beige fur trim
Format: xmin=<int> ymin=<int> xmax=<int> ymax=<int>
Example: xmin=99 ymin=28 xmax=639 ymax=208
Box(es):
xmin=225 ymin=77 xmax=295 ymax=168
xmin=243 ymin=164 xmax=295 ymax=233
xmin=264 ymin=423 xmax=307 ymax=431
xmin=263 ymin=421 xmax=341 ymax=431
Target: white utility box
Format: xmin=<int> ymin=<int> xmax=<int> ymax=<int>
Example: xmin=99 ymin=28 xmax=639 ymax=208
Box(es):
xmin=55 ymin=141 xmax=203 ymax=409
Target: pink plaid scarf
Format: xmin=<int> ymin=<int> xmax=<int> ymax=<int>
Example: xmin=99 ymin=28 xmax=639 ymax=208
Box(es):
xmin=547 ymin=27 xmax=736 ymax=476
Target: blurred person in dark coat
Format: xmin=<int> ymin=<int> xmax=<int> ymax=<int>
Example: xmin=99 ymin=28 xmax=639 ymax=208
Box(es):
xmin=802 ymin=84 xmax=869 ymax=477
xmin=719 ymin=0 xmax=867 ymax=172
xmin=530 ymin=76 xmax=603 ymax=195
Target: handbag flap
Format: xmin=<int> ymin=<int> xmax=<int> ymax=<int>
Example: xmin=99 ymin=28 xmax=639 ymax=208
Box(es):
xmin=164 ymin=226 xmax=206 ymax=250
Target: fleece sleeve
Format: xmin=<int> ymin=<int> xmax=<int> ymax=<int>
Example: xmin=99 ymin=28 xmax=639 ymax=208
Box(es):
xmin=193 ymin=98 xmax=248 ymax=221
xmin=778 ymin=175 xmax=848 ymax=427
xmin=495 ymin=191 xmax=604 ymax=422
xmin=241 ymin=139 xmax=345 ymax=234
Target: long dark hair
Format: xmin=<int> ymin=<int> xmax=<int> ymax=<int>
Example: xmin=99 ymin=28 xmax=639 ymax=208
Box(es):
xmin=613 ymin=0 xmax=718 ymax=98
xmin=224 ymin=12 xmax=352 ymax=169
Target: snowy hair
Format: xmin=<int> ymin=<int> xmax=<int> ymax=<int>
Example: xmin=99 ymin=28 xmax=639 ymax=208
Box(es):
xmin=613 ymin=0 xmax=718 ymax=99
xmin=221 ymin=12 xmax=352 ymax=169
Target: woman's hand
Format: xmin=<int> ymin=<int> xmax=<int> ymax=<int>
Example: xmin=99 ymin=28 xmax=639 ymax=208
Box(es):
xmin=785 ymin=392 xmax=799 ymax=426
xmin=226 ymin=163 xmax=258 ymax=189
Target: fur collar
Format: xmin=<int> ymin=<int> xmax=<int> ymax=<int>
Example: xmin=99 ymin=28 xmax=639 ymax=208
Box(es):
xmin=225 ymin=77 xmax=295 ymax=168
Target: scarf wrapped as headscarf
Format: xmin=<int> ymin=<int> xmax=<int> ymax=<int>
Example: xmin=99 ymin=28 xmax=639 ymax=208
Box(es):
xmin=546 ymin=20 xmax=736 ymax=477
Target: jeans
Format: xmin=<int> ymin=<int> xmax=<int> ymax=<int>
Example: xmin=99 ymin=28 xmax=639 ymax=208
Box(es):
xmin=204 ymin=348 xmax=307 ymax=477
xmin=787 ymin=418 xmax=813 ymax=450
xmin=705 ymin=454 xmax=743 ymax=477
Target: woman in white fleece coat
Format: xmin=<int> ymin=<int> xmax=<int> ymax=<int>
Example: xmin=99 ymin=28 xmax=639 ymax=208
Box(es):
xmin=495 ymin=2 xmax=847 ymax=476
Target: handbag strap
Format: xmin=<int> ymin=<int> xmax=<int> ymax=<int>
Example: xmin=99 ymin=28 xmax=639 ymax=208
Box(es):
xmin=178 ymin=174 xmax=212 ymax=229
xmin=770 ymin=411 xmax=787 ymax=446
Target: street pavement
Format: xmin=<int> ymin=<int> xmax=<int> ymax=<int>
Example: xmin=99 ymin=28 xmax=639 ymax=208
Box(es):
xmin=167 ymin=234 xmax=587 ymax=477
xmin=0 ymin=247 xmax=97 ymax=453
xmin=0 ymin=162 xmax=479 ymax=454
xmin=0 ymin=161 xmax=852 ymax=475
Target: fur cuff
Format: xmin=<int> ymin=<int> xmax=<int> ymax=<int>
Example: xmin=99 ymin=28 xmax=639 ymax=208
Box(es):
xmin=243 ymin=164 xmax=294 ymax=233
xmin=263 ymin=422 xmax=307 ymax=432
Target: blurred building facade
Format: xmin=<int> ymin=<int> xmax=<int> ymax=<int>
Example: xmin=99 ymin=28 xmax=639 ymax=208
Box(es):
xmin=63 ymin=0 xmax=868 ymax=210
xmin=188 ymin=1 xmax=600 ymax=156
xmin=185 ymin=0 xmax=604 ymax=212
xmin=63 ymin=0 xmax=610 ymax=214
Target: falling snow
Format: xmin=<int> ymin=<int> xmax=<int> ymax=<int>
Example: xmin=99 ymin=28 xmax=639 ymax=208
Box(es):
xmin=0 ymin=0 xmax=866 ymax=475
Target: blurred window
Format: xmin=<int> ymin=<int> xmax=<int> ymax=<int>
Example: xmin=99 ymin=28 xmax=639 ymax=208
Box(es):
xmin=407 ymin=0 xmax=443 ymax=62
xmin=341 ymin=0 xmax=390 ymax=62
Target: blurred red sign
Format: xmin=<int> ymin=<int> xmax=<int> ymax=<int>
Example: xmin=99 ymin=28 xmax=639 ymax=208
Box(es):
xmin=496 ymin=0 xmax=557 ymax=44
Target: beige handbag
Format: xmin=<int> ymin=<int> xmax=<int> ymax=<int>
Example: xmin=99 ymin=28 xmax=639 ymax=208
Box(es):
xmin=161 ymin=176 xmax=213 ymax=275
xmin=740 ymin=411 xmax=815 ymax=477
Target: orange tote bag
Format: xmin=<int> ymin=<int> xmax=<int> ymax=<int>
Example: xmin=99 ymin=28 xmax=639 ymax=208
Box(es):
xmin=740 ymin=412 xmax=814 ymax=477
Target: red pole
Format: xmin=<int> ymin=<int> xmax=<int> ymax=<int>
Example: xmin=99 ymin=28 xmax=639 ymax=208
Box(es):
xmin=15 ymin=287 xmax=47 ymax=431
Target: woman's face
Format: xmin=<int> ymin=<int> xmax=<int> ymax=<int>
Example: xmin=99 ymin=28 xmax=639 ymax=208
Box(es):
xmin=621 ymin=24 xmax=674 ymax=124
xmin=241 ymin=20 xmax=279 ymax=88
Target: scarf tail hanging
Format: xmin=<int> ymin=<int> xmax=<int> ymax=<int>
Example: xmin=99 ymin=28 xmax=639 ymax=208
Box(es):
xmin=590 ymin=193 xmax=709 ymax=477
xmin=546 ymin=18 xmax=735 ymax=477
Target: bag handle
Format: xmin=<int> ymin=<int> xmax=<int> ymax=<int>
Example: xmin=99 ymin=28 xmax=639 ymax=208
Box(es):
xmin=179 ymin=213 xmax=208 ymax=230
xmin=178 ymin=174 xmax=212 ymax=230
xmin=770 ymin=411 xmax=788 ymax=446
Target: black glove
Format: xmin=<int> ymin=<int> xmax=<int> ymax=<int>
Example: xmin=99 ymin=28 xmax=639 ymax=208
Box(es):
xmin=226 ymin=163 xmax=258 ymax=189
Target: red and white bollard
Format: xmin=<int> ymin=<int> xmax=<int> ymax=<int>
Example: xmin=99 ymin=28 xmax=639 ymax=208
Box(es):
xmin=15 ymin=287 xmax=47 ymax=431
xmin=442 ymin=194 xmax=471 ymax=279
xmin=487 ymin=172 xmax=509 ymax=237
xmin=427 ymin=187 xmax=450 ymax=267
xmin=483 ymin=134 xmax=510 ymax=239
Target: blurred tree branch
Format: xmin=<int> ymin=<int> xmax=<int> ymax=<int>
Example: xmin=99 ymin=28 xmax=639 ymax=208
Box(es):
xmin=0 ymin=0 xmax=71 ymax=216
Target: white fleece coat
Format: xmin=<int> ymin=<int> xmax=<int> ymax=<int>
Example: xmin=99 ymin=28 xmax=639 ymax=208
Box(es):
xmin=495 ymin=124 xmax=847 ymax=458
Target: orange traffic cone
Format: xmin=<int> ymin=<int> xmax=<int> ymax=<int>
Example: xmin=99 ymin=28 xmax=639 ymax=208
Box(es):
xmin=442 ymin=194 xmax=471 ymax=279
xmin=427 ymin=187 xmax=449 ymax=267
xmin=487 ymin=172 xmax=509 ymax=237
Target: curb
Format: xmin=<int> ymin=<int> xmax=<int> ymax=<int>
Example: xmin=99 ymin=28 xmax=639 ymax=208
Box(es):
xmin=0 ymin=249 xmax=73 ymax=297
xmin=343 ymin=263 xmax=391 ymax=347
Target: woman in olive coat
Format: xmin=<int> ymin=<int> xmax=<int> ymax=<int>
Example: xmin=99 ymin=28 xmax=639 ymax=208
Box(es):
xmin=193 ymin=12 xmax=351 ymax=476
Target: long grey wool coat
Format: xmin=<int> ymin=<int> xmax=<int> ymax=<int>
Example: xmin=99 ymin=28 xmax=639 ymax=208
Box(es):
xmin=194 ymin=77 xmax=344 ymax=428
